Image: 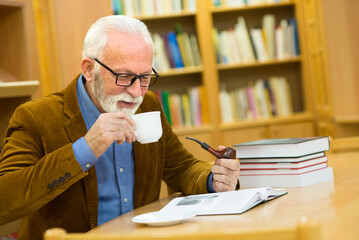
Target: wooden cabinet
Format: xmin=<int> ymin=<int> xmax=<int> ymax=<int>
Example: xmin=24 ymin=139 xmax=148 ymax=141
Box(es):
xmin=0 ymin=0 xmax=40 ymax=147
xmin=32 ymin=0 xmax=112 ymax=95
xmin=0 ymin=0 xmax=40 ymax=234
xmin=222 ymin=114 xmax=314 ymax=147
xmin=222 ymin=126 xmax=267 ymax=147
xmin=300 ymin=0 xmax=359 ymax=150
xmin=206 ymin=0 xmax=316 ymax=145
xmin=268 ymin=121 xmax=314 ymax=138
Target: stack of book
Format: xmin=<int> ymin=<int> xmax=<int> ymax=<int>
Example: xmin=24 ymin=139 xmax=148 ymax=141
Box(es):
xmin=234 ymin=137 xmax=333 ymax=187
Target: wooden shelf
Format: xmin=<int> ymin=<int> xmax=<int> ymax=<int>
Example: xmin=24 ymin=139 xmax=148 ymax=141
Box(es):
xmin=217 ymin=57 xmax=301 ymax=70
xmin=158 ymin=66 xmax=203 ymax=77
xmin=334 ymin=115 xmax=359 ymax=124
xmin=0 ymin=0 xmax=23 ymax=7
xmin=220 ymin=112 xmax=313 ymax=130
xmin=136 ymin=11 xmax=195 ymax=21
xmin=173 ymin=124 xmax=214 ymax=136
xmin=211 ymin=1 xmax=295 ymax=13
xmin=0 ymin=80 xmax=40 ymax=98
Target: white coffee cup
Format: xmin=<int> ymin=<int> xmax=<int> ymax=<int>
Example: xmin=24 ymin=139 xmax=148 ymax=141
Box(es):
xmin=131 ymin=111 xmax=162 ymax=144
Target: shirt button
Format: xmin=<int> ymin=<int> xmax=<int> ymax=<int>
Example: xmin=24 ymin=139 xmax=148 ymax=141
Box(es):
xmin=120 ymin=168 xmax=124 ymax=173
xmin=124 ymin=198 xmax=128 ymax=203
xmin=86 ymin=163 xmax=91 ymax=168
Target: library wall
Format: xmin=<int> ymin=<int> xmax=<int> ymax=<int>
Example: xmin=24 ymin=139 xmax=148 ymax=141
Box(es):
xmin=31 ymin=0 xmax=320 ymax=153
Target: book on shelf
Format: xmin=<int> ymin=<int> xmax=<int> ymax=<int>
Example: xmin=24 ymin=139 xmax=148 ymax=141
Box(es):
xmin=167 ymin=31 xmax=184 ymax=68
xmin=188 ymin=87 xmax=202 ymax=126
xmin=153 ymin=33 xmax=171 ymax=71
xmin=270 ymin=76 xmax=293 ymax=116
xmin=212 ymin=15 xmax=300 ymax=64
xmin=211 ymin=0 xmax=290 ymax=7
xmin=161 ymin=91 xmax=172 ymax=125
xmin=240 ymin=152 xmax=325 ymax=163
xmin=163 ymin=34 xmax=176 ymax=68
xmin=234 ymin=137 xmax=330 ymax=159
xmin=189 ymin=34 xmax=202 ymax=66
xmin=169 ymin=94 xmax=182 ymax=127
xmin=263 ymin=14 xmax=276 ymax=60
xmin=218 ymin=76 xmax=293 ymax=122
xmin=152 ymin=25 xmax=202 ymax=71
xmin=158 ymin=187 xmax=287 ymax=216
xmin=155 ymin=87 xmax=206 ymax=128
xmin=235 ymin=17 xmax=256 ymax=63
xmin=117 ymin=0 xmax=196 ymax=17
xmin=254 ymin=79 xmax=270 ymax=119
xmin=212 ymin=28 xmax=222 ymax=64
xmin=239 ymin=167 xmax=334 ymax=188
xmin=250 ymin=28 xmax=269 ymax=62
xmin=289 ymin=18 xmax=300 ymax=55
xmin=181 ymin=93 xmax=192 ymax=127
xmin=219 ymin=88 xmax=233 ymax=123
xmin=111 ymin=0 xmax=124 ymax=15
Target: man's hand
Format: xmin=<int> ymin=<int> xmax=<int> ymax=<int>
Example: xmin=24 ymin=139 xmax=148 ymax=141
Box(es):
xmin=84 ymin=112 xmax=136 ymax=158
xmin=211 ymin=146 xmax=240 ymax=192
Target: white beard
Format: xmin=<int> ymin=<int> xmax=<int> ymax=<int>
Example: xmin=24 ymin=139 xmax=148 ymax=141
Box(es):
xmin=92 ymin=70 xmax=143 ymax=115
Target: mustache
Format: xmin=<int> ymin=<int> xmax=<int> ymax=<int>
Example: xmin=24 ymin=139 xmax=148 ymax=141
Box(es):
xmin=111 ymin=93 xmax=143 ymax=103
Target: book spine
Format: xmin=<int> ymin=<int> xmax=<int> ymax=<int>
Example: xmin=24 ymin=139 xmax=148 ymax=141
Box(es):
xmin=167 ymin=31 xmax=184 ymax=68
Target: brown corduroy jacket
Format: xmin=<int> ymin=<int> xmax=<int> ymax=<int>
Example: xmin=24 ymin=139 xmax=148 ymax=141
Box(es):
xmin=0 ymin=75 xmax=212 ymax=240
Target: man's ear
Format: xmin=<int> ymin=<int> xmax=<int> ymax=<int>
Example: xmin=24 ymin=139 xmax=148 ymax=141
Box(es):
xmin=81 ymin=58 xmax=94 ymax=82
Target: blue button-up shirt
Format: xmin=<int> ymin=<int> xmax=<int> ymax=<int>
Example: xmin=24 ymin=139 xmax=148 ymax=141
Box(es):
xmin=72 ymin=75 xmax=134 ymax=225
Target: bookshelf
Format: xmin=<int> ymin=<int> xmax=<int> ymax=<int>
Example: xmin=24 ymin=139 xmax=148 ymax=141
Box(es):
xmin=0 ymin=0 xmax=40 ymax=147
xmin=300 ymin=0 xmax=359 ymax=151
xmin=0 ymin=0 xmax=40 ymax=234
xmin=205 ymin=0 xmax=315 ymax=147
xmin=137 ymin=6 xmax=218 ymax=162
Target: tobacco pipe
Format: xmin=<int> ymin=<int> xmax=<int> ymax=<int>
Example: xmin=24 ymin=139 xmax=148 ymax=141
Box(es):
xmin=186 ymin=137 xmax=236 ymax=159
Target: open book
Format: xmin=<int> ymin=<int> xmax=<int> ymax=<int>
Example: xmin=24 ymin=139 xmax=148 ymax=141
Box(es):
xmin=159 ymin=187 xmax=287 ymax=216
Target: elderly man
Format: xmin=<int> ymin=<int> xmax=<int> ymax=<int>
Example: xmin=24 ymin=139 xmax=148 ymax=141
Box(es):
xmin=0 ymin=15 xmax=240 ymax=239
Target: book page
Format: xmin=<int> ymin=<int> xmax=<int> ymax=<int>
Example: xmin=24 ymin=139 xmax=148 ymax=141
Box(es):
xmin=159 ymin=187 xmax=286 ymax=216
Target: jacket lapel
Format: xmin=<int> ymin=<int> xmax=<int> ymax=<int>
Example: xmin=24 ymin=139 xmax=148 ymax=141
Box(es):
xmin=63 ymin=75 xmax=99 ymax=228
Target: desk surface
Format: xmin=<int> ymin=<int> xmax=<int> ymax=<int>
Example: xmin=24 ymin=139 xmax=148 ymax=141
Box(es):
xmin=90 ymin=151 xmax=359 ymax=240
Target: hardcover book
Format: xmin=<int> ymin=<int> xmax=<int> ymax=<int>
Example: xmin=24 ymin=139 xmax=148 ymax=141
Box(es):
xmin=241 ymin=155 xmax=327 ymax=168
xmin=240 ymin=152 xmax=325 ymax=163
xmin=239 ymin=167 xmax=334 ymax=188
xmin=240 ymin=162 xmax=327 ymax=175
xmin=234 ymin=137 xmax=330 ymax=158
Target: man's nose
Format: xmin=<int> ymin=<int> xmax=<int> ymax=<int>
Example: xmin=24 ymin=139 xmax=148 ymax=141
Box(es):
xmin=126 ymin=77 xmax=142 ymax=97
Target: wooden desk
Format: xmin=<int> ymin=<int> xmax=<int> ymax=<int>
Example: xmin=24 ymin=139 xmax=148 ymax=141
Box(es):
xmin=90 ymin=151 xmax=359 ymax=240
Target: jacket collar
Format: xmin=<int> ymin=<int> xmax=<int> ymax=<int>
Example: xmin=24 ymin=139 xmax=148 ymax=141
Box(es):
xmin=63 ymin=74 xmax=99 ymax=228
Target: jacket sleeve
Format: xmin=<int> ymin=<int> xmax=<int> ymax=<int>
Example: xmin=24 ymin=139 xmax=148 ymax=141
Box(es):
xmin=0 ymin=104 xmax=86 ymax=225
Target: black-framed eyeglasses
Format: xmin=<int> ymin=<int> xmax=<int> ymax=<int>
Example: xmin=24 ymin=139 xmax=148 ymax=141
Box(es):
xmin=93 ymin=58 xmax=159 ymax=87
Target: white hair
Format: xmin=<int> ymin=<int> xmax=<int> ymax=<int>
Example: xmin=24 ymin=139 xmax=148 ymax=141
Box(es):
xmin=82 ymin=15 xmax=153 ymax=59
